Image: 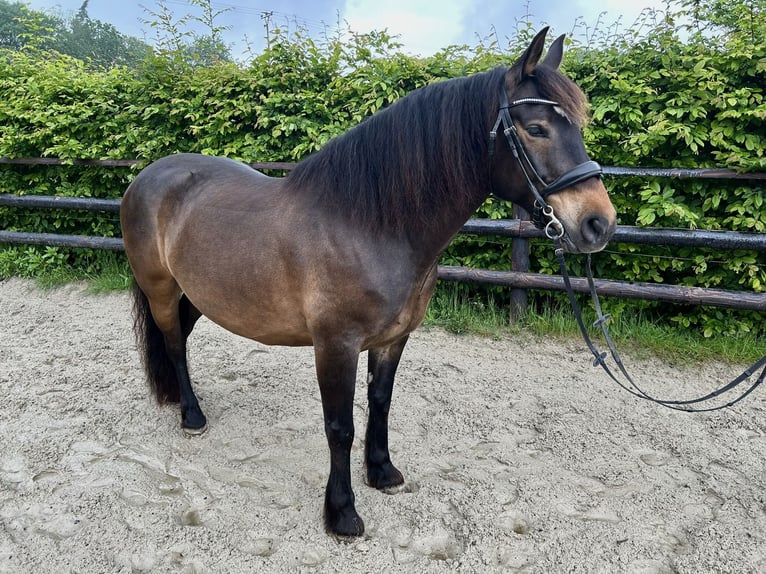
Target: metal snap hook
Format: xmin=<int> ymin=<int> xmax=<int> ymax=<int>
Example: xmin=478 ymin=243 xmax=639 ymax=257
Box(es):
xmin=545 ymin=219 xmax=564 ymax=240
xmin=542 ymin=205 xmax=564 ymax=239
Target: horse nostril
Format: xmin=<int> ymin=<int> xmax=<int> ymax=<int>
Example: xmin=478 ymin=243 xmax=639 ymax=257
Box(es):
xmin=581 ymin=215 xmax=613 ymax=246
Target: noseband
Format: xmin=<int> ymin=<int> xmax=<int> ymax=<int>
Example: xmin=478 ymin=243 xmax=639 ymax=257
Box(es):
xmin=488 ymin=87 xmax=603 ymax=238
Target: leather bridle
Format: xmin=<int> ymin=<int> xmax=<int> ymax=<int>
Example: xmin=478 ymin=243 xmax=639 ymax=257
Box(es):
xmin=489 ymin=87 xmax=766 ymax=411
xmin=488 ymin=87 xmax=603 ymax=239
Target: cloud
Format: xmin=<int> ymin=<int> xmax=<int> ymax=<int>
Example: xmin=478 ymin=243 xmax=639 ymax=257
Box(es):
xmin=341 ymin=0 xmax=470 ymax=55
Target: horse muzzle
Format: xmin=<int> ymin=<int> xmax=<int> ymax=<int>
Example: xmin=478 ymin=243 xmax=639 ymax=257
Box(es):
xmin=545 ymin=174 xmax=617 ymax=254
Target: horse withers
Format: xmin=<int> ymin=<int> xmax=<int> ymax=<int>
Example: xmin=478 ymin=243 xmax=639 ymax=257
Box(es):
xmin=120 ymin=27 xmax=616 ymax=537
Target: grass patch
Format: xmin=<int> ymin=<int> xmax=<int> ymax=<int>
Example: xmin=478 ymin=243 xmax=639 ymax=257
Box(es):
xmin=425 ymin=284 xmax=766 ymax=365
xmin=85 ymin=256 xmax=133 ymax=292
xmin=7 ymin=253 xmax=133 ymax=293
xmin=424 ymin=284 xmax=511 ymax=336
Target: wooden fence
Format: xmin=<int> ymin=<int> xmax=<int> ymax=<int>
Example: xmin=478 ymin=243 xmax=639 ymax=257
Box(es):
xmin=1 ymin=158 xmax=765 ymax=314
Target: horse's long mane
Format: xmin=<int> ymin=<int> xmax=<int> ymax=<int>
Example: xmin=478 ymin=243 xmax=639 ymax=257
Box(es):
xmin=286 ymin=67 xmax=506 ymax=235
xmin=286 ymin=62 xmax=588 ymax=235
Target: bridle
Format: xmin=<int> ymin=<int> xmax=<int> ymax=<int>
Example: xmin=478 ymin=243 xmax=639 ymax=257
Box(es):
xmin=488 ymin=86 xmax=603 ymax=239
xmin=489 ymin=86 xmax=766 ymax=412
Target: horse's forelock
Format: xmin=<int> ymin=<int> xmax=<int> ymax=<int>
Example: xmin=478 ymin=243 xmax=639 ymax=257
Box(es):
xmin=530 ymin=65 xmax=590 ymax=127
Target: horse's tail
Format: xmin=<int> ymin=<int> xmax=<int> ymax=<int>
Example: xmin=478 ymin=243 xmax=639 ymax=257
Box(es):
xmin=131 ymin=280 xmax=181 ymax=404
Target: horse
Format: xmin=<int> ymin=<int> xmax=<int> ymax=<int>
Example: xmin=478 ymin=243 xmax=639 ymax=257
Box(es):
xmin=119 ymin=27 xmax=617 ymax=537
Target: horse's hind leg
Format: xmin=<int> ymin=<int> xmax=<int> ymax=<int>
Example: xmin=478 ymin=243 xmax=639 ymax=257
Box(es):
xmin=365 ymin=335 xmax=408 ymax=492
xmin=180 ymin=293 xmax=202 ymax=339
xmin=175 ymin=294 xmax=206 ymax=433
xmin=133 ymin=280 xmax=207 ymax=434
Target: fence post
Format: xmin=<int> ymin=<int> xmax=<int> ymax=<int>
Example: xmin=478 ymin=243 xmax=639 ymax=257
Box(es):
xmin=510 ymin=204 xmax=530 ymax=320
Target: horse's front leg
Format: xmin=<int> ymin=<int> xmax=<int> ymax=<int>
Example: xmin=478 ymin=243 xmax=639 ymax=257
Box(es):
xmin=365 ymin=335 xmax=408 ymax=492
xmin=314 ymin=339 xmax=364 ymax=537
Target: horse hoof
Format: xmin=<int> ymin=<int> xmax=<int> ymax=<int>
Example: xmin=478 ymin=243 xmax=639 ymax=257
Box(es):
xmin=325 ymin=501 xmax=365 ymax=538
xmin=182 ymin=423 xmax=208 ymax=437
xmin=334 ymin=531 xmax=366 ymax=543
xmin=327 ymin=515 xmax=365 ymax=539
xmin=366 ymin=463 xmax=405 ymax=492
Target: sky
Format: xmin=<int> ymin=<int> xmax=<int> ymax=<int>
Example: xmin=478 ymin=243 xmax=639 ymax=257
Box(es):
xmin=24 ymin=0 xmax=672 ymax=59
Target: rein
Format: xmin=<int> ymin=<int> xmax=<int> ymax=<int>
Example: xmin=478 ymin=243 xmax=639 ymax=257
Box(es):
xmin=553 ymin=238 xmax=766 ymax=412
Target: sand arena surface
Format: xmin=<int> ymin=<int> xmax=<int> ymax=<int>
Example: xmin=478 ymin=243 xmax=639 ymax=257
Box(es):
xmin=1 ymin=278 xmax=765 ymax=573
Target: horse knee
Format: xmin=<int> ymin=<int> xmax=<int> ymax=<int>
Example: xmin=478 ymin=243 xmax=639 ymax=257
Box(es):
xmin=325 ymin=419 xmax=354 ymax=448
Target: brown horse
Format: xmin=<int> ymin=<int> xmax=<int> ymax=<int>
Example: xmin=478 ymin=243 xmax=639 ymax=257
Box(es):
xmin=120 ymin=27 xmax=616 ymax=537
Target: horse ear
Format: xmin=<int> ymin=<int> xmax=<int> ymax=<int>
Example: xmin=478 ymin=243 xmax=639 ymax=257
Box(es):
xmin=520 ymin=27 xmax=549 ymax=79
xmin=540 ymin=34 xmax=565 ymax=70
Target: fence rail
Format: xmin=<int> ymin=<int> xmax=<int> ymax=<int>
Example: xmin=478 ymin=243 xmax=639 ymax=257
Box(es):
xmin=1 ymin=158 xmax=765 ymax=313
xmin=2 ymin=157 xmax=766 ymax=180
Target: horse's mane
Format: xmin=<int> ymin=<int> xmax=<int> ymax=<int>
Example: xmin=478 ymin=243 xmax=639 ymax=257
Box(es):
xmin=286 ymin=62 xmax=588 ymax=235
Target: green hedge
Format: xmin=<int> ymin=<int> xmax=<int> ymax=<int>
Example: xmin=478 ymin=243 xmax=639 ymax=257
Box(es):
xmin=0 ymin=18 xmax=764 ymax=336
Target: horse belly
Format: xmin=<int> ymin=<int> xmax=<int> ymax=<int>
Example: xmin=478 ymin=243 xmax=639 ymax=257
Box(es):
xmin=179 ymin=261 xmax=428 ymax=351
xmin=167 ymin=239 xmax=313 ymax=346
xmin=183 ymin=280 xmax=314 ymax=346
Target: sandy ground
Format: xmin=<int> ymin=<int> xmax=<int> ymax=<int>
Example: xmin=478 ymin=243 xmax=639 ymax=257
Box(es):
xmin=1 ymin=277 xmax=765 ymax=573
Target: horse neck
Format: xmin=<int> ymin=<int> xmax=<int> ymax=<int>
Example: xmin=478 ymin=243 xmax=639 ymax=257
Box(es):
xmin=403 ymin=177 xmax=491 ymax=269
xmin=392 ymin=73 xmax=500 ymax=262
xmin=288 ymin=68 xmax=502 ymax=266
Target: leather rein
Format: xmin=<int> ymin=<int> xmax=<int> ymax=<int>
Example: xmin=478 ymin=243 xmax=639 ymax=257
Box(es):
xmin=489 ymin=88 xmax=766 ymax=412
xmin=556 ymin=246 xmax=766 ymax=412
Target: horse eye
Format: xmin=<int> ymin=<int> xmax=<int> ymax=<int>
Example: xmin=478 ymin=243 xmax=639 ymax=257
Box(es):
xmin=526 ymin=125 xmax=547 ymax=138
